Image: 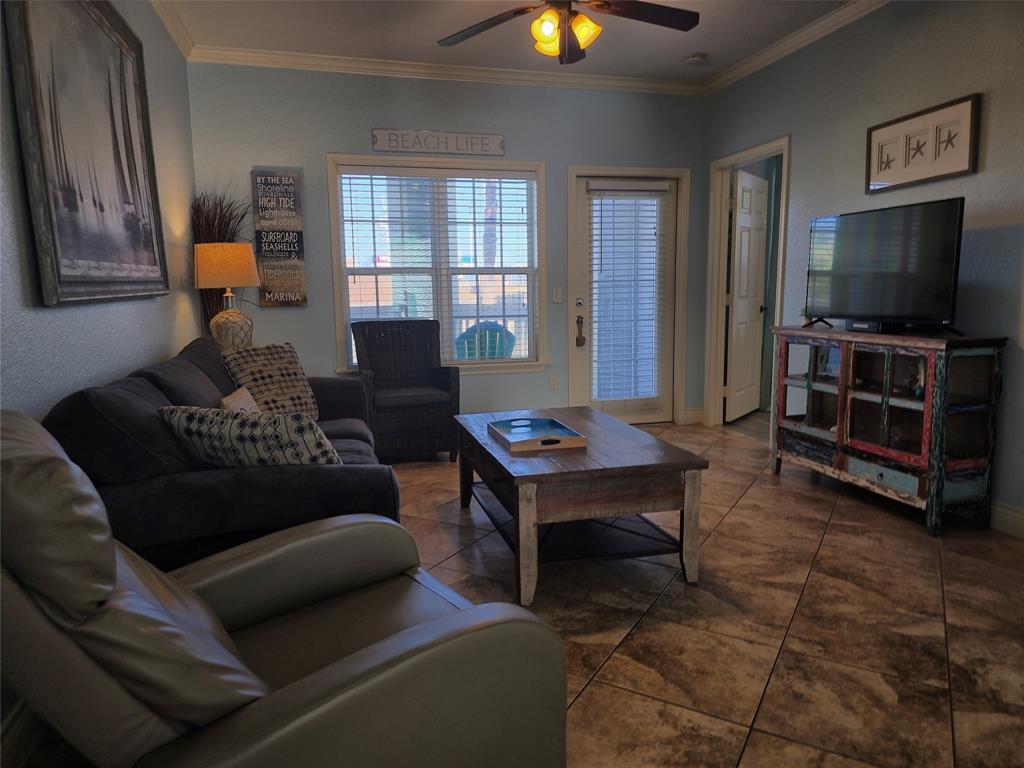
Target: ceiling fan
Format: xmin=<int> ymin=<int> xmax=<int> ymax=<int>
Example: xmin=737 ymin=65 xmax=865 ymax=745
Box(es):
xmin=437 ymin=1 xmax=700 ymax=65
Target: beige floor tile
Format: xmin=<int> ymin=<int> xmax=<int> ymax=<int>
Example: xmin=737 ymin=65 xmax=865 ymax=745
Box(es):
xmin=649 ymin=574 xmax=799 ymax=646
xmin=428 ymin=564 xmax=517 ymax=604
xmin=713 ymin=502 xmax=829 ymax=554
xmin=784 ymin=570 xmax=948 ymax=688
xmin=399 ymin=516 xmax=485 ymax=567
xmin=407 ymin=495 xmax=494 ymax=531
xmin=567 ymin=682 xmax=747 ymax=768
xmin=598 ymin=616 xmax=777 ymax=725
xmin=538 ymin=557 xmax=677 ymax=611
xmin=951 ymin=703 xmax=1024 ymax=768
xmin=566 ymin=673 xmax=589 ymax=706
xmin=739 ymin=731 xmax=879 ymax=767
xmin=699 ymin=532 xmax=815 ymax=593
xmin=438 ymin=530 xmax=515 ymax=581
xmin=755 ymin=652 xmax=953 ymax=768
xmin=528 ymin=593 xmax=643 ymax=678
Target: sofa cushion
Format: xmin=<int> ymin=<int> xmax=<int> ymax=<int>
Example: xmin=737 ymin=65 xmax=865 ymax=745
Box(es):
xmin=1 ymin=411 xmax=115 ymax=620
xmin=131 ymin=358 xmax=224 ymax=408
xmin=329 ymin=438 xmax=378 ymax=465
xmin=222 ymin=343 xmax=319 ymax=420
xmin=42 ymin=378 xmax=197 ymax=486
xmin=374 ymin=386 xmax=451 ymax=408
xmin=318 ymin=417 xmax=374 ymax=445
xmin=176 ymin=337 xmax=237 ymax=396
xmin=161 ymin=407 xmax=342 ymax=468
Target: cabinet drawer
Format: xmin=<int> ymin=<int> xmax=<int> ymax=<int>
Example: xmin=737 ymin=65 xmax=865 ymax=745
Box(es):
xmin=847 ymin=456 xmax=920 ymax=497
xmin=779 ymin=429 xmax=835 ymax=466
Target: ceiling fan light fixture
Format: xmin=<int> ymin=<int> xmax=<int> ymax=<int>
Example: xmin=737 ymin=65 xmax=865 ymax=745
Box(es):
xmin=531 ymin=8 xmax=560 ymax=45
xmin=570 ymin=11 xmax=602 ymax=50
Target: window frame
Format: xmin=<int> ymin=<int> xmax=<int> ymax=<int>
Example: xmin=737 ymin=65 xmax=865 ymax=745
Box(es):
xmin=327 ymin=154 xmax=548 ymax=375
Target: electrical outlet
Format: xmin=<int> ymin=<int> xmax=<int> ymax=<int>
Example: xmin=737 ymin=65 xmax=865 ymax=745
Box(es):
xmin=552 ymin=286 xmax=564 ymax=304
xmin=548 ymin=375 xmax=559 ymax=390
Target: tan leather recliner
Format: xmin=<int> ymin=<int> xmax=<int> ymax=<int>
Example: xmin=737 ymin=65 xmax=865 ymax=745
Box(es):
xmin=0 ymin=411 xmax=566 ymax=768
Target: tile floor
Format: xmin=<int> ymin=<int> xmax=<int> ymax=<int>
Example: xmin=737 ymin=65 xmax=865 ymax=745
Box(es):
xmin=26 ymin=413 xmax=1023 ymax=767
xmin=394 ymin=412 xmax=1024 ymax=768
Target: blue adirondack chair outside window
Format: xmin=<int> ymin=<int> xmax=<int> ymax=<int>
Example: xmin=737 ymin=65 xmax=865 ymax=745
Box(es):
xmin=455 ymin=322 xmax=516 ymax=360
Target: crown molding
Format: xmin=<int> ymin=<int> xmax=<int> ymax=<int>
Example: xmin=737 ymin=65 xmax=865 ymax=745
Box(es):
xmin=705 ymin=0 xmax=888 ymax=92
xmin=150 ymin=0 xmax=193 ymax=59
xmin=187 ymin=46 xmax=705 ymax=95
xmin=155 ymin=0 xmax=886 ymax=96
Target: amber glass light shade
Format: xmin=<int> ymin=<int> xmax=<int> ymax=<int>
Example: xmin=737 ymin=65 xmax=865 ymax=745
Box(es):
xmin=570 ymin=12 xmax=602 ymax=49
xmin=531 ymin=8 xmax=560 ymax=56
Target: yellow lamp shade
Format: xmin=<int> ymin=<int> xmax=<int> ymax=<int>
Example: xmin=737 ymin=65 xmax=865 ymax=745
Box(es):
xmin=571 ymin=12 xmax=602 ymax=49
xmin=194 ymin=243 xmax=260 ymax=289
xmin=531 ymin=8 xmax=560 ymax=54
xmin=534 ymin=38 xmax=560 ymax=57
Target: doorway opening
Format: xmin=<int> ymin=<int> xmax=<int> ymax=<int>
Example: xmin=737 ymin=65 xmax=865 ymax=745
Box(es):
xmin=703 ymin=137 xmax=790 ymax=427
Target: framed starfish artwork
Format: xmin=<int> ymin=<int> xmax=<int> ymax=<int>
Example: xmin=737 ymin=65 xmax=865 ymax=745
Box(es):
xmin=866 ymin=94 xmax=980 ymax=194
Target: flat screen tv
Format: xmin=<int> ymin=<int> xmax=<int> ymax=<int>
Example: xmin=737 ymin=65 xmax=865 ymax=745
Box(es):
xmin=804 ymin=197 xmax=964 ymax=325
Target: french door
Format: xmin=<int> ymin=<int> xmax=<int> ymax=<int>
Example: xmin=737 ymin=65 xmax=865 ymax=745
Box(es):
xmin=569 ymin=177 xmax=678 ymax=423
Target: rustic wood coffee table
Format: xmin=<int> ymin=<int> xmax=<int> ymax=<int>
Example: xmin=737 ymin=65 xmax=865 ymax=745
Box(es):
xmin=455 ymin=407 xmax=708 ymax=606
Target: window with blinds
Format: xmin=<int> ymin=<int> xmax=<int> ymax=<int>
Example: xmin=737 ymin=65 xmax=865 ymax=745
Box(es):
xmin=586 ymin=181 xmax=675 ymax=402
xmin=335 ymin=166 xmax=539 ymax=366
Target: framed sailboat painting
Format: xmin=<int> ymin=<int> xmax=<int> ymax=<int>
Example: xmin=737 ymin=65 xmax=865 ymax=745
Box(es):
xmin=4 ymin=0 xmax=169 ymax=304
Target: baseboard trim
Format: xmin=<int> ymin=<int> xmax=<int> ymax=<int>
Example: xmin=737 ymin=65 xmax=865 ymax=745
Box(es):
xmin=992 ymin=501 xmax=1024 ymax=539
xmin=1 ymin=701 xmax=44 ymax=768
xmin=679 ymin=408 xmax=704 ymax=425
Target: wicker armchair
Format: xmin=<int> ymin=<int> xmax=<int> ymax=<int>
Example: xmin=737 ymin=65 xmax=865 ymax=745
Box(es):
xmin=351 ymin=319 xmax=460 ymax=462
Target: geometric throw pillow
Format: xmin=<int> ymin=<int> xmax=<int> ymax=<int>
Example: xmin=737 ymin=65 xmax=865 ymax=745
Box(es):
xmin=159 ymin=407 xmax=341 ymax=467
xmin=221 ymin=386 xmax=261 ymax=413
xmin=221 ymin=343 xmax=319 ymax=419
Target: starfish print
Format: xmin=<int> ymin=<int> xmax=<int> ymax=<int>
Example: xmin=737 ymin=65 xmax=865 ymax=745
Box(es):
xmin=942 ymin=130 xmax=958 ymax=151
xmin=881 ymin=154 xmax=894 ymax=171
xmin=910 ymin=138 xmax=926 ymax=159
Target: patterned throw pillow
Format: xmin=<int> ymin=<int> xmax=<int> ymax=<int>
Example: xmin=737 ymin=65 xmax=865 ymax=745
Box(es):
xmin=159 ymin=407 xmax=341 ymax=467
xmin=221 ymin=343 xmax=318 ymax=419
xmin=221 ymin=386 xmax=260 ymax=413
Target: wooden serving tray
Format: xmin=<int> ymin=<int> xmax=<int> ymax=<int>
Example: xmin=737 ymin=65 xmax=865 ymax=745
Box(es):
xmin=487 ymin=417 xmax=587 ymax=453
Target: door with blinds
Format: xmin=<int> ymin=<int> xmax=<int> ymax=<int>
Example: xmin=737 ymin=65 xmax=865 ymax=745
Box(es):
xmin=569 ymin=177 xmax=677 ymax=423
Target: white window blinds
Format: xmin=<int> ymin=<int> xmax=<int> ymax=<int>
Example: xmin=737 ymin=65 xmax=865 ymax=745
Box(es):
xmin=586 ymin=180 xmax=676 ymax=402
xmin=337 ymin=167 xmax=539 ymax=366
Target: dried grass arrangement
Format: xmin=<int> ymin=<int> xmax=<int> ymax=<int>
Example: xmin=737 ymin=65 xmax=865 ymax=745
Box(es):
xmin=190 ymin=192 xmax=250 ymax=331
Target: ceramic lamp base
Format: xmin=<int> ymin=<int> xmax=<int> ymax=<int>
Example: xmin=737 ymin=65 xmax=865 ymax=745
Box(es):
xmin=209 ymin=308 xmax=253 ymax=351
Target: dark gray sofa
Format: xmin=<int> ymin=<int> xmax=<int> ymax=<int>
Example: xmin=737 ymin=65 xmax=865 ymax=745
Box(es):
xmin=42 ymin=337 xmax=400 ymax=569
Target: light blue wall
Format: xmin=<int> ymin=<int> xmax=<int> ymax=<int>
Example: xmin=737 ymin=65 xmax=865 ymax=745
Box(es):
xmin=186 ymin=66 xmax=709 ymax=413
xmin=708 ymin=1 xmax=1024 ymax=509
xmin=1 ymin=1 xmax=200 ymax=418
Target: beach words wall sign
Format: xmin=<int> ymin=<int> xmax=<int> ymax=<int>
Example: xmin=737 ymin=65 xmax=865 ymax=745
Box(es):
xmin=251 ymin=166 xmax=307 ymax=306
xmin=372 ymin=129 xmax=505 ymax=156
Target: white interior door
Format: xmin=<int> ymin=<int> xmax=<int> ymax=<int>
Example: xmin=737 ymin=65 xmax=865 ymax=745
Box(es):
xmin=724 ymin=170 xmax=769 ymax=421
xmin=569 ymin=177 xmax=677 ymax=423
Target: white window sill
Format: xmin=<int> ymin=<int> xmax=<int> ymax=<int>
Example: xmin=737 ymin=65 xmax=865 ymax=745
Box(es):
xmin=336 ymin=360 xmax=549 ymax=376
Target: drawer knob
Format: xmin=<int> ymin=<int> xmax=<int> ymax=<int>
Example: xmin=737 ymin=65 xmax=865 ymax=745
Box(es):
xmin=877 ymin=472 xmax=885 ymax=480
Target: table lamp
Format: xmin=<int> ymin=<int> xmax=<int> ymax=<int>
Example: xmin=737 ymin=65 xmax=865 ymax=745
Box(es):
xmin=195 ymin=242 xmax=261 ymax=351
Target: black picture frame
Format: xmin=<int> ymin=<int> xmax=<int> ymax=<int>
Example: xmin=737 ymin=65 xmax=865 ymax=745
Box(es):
xmin=864 ymin=93 xmax=981 ymax=195
xmin=3 ymin=0 xmax=169 ymax=305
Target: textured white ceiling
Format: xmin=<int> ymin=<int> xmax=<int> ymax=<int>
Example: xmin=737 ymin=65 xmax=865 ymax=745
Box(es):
xmin=171 ymin=0 xmax=846 ymax=82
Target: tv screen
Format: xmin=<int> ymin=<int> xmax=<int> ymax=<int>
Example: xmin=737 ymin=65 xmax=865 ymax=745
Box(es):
xmin=804 ymin=197 xmax=964 ymax=323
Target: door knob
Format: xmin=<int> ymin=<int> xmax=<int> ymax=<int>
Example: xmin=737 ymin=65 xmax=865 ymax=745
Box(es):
xmin=759 ymin=305 xmax=768 ymax=313
xmin=575 ymin=315 xmax=587 ymax=347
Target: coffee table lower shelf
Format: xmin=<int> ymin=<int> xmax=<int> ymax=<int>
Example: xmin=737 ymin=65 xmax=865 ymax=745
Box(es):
xmin=471 ymin=482 xmax=681 ymax=563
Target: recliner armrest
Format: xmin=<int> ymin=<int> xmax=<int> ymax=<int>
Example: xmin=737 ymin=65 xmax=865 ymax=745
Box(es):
xmin=136 ymin=604 xmax=566 ymax=768
xmin=172 ymin=515 xmax=419 ymax=632
xmin=308 ymin=374 xmax=371 ymax=422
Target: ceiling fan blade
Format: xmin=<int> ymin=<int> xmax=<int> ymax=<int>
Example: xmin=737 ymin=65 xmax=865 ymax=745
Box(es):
xmin=578 ymin=1 xmax=699 ymax=32
xmin=437 ymin=4 xmax=545 ymax=47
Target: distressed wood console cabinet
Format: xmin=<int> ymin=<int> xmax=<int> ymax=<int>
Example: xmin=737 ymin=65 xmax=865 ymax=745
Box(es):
xmin=770 ymin=327 xmax=1005 ymax=535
